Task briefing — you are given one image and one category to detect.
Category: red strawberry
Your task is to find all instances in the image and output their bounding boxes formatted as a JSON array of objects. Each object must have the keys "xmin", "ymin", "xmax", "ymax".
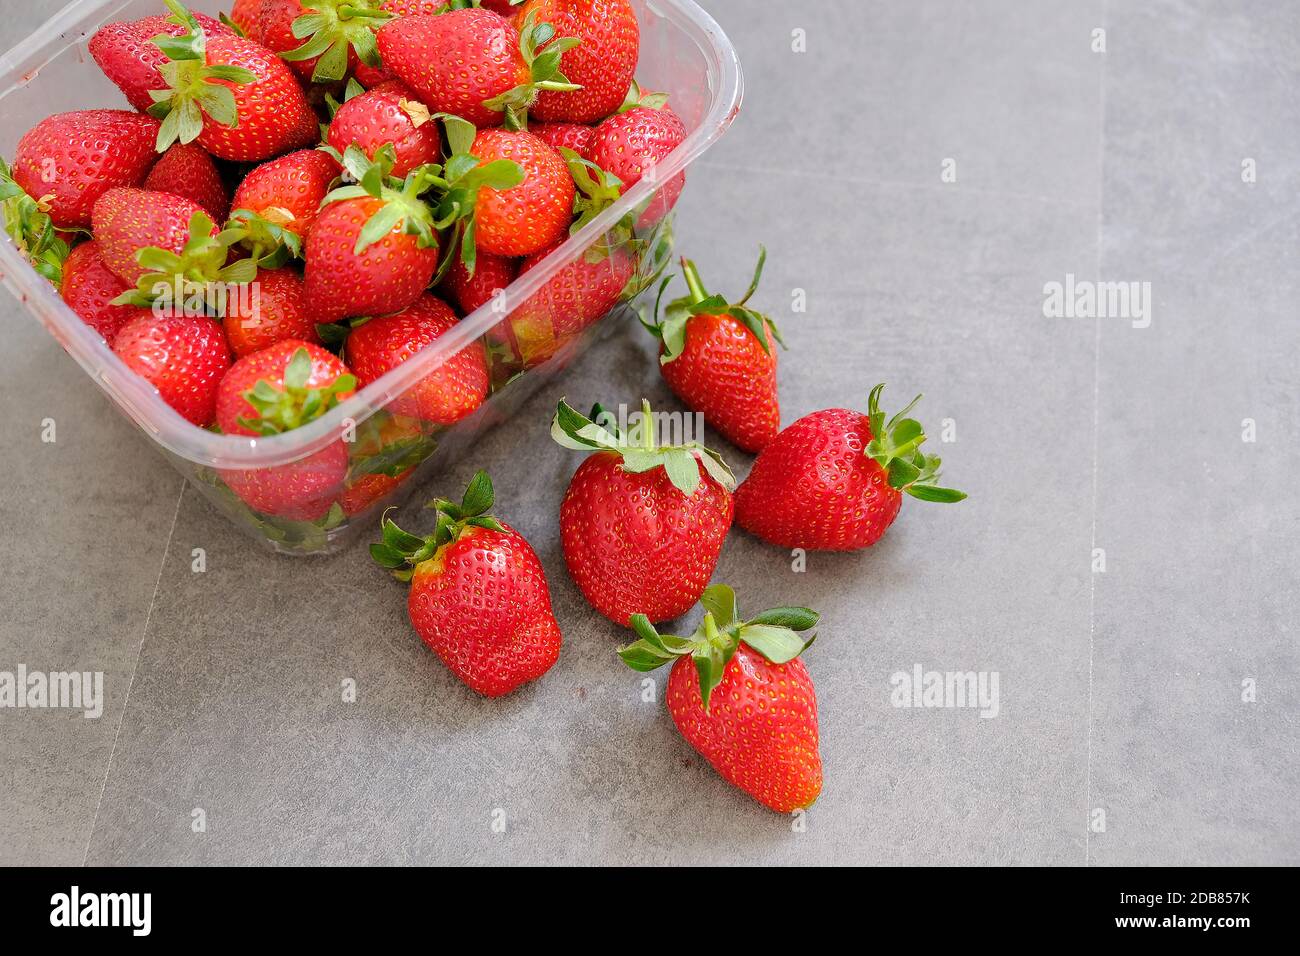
[
  {"xmin": 147, "ymin": 1, "xmax": 318, "ymax": 162},
  {"xmin": 259, "ymin": 0, "xmax": 392, "ymax": 84},
  {"xmin": 9, "ymin": 110, "xmax": 160, "ymax": 230},
  {"xmin": 376, "ymin": 8, "xmax": 579, "ymax": 129},
  {"xmin": 143, "ymin": 142, "xmax": 230, "ymax": 222},
  {"xmin": 59, "ymin": 241, "xmax": 154, "ymax": 344},
  {"xmin": 326, "ymin": 82, "xmax": 439, "ymax": 178},
  {"xmin": 441, "ymin": 249, "xmax": 517, "ymax": 316},
  {"xmin": 338, "ymin": 411, "xmax": 433, "ymax": 515},
  {"xmin": 495, "ymin": 240, "xmax": 633, "ymax": 368},
  {"xmin": 228, "ymin": 149, "xmax": 340, "ymax": 264},
  {"xmin": 470, "ymin": 128, "xmax": 573, "ymax": 257},
  {"xmin": 529, "ymin": 120, "xmax": 595, "ymax": 156},
  {"xmin": 735, "ymin": 386, "xmax": 966, "ymax": 551},
  {"xmin": 91, "ymin": 187, "xmax": 218, "ymax": 286},
  {"xmin": 216, "ymin": 341, "xmax": 356, "ymax": 520},
  {"xmin": 344, "ymin": 293, "xmax": 489, "ymax": 426},
  {"xmin": 371, "ymin": 470, "xmax": 562, "ymax": 697},
  {"xmin": 587, "ymin": 97, "xmax": 686, "ymax": 226},
  {"xmin": 223, "ymin": 266, "xmax": 320, "ymax": 357},
  {"xmin": 229, "ymin": 0, "xmax": 264, "ymax": 41},
  {"xmin": 112, "ymin": 313, "xmax": 232, "ymax": 427},
  {"xmin": 619, "ymin": 584, "xmax": 822, "ymax": 813},
  {"xmin": 553, "ymin": 399, "xmax": 735, "ymax": 626},
  {"xmin": 518, "ymin": 0, "xmax": 638, "ymax": 124},
  {"xmin": 646, "ymin": 250, "xmax": 782, "ymax": 453},
  {"xmin": 88, "ymin": 11, "xmax": 235, "ymax": 112}
]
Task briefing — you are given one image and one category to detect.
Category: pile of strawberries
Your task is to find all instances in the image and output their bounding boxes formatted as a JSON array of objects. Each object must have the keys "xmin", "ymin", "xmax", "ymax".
[
  {"xmin": 2, "ymin": 0, "xmax": 970, "ymax": 815},
  {"xmin": 1, "ymin": 0, "xmax": 678, "ymax": 530}
]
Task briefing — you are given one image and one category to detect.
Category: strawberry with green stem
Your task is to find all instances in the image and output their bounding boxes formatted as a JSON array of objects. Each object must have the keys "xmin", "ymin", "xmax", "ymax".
[
  {"xmin": 0, "ymin": 157, "xmax": 71, "ymax": 285},
  {"xmin": 587, "ymin": 86, "xmax": 686, "ymax": 228},
  {"xmin": 619, "ymin": 584, "xmax": 822, "ymax": 813},
  {"xmin": 371, "ymin": 470, "xmax": 563, "ymax": 697},
  {"xmin": 325, "ymin": 79, "xmax": 439, "ymax": 178},
  {"xmin": 645, "ymin": 248, "xmax": 783, "ymax": 453},
  {"xmin": 260, "ymin": 0, "xmax": 393, "ymax": 84},
  {"xmin": 734, "ymin": 384, "xmax": 966, "ymax": 551},
  {"xmin": 143, "ymin": 142, "xmax": 230, "ymax": 223},
  {"xmin": 89, "ymin": 11, "xmax": 235, "ymax": 113},
  {"xmin": 516, "ymin": 0, "xmax": 639, "ymax": 125},
  {"xmin": 227, "ymin": 149, "xmax": 341, "ymax": 268},
  {"xmin": 339, "ymin": 412, "xmax": 436, "ymax": 516},
  {"xmin": 146, "ymin": 0, "xmax": 317, "ymax": 162},
  {"xmin": 553, "ymin": 399, "xmax": 735, "ymax": 626}
]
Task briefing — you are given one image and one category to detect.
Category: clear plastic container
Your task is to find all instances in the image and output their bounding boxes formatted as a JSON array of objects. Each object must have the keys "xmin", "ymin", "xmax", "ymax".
[{"xmin": 0, "ymin": 0, "xmax": 742, "ymax": 554}]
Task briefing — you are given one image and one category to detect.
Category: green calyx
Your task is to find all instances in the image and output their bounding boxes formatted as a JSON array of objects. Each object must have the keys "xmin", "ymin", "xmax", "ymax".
[
  {"xmin": 369, "ymin": 469, "xmax": 505, "ymax": 582},
  {"xmin": 109, "ymin": 211, "xmax": 253, "ymax": 307},
  {"xmin": 618, "ymin": 584, "xmax": 819, "ymax": 711},
  {"xmin": 551, "ymin": 397, "xmax": 735, "ymax": 496},
  {"xmin": 865, "ymin": 383, "xmax": 966, "ymax": 503},
  {"xmin": 644, "ymin": 246, "xmax": 785, "ymax": 365},
  {"xmin": 147, "ymin": 0, "xmax": 259, "ymax": 152},
  {"xmin": 482, "ymin": 11, "xmax": 582, "ymax": 131},
  {"xmin": 235, "ymin": 345, "xmax": 357, "ymax": 435},
  {"xmin": 320, "ymin": 143, "xmax": 446, "ymax": 255},
  {"xmin": 617, "ymin": 79, "xmax": 670, "ymax": 114},
  {"xmin": 224, "ymin": 207, "xmax": 304, "ymax": 268},
  {"xmin": 279, "ymin": 0, "xmax": 392, "ymax": 84},
  {"xmin": 426, "ymin": 115, "xmax": 525, "ymax": 279},
  {"xmin": 562, "ymin": 148, "xmax": 623, "ymax": 236},
  {"xmin": 0, "ymin": 157, "xmax": 70, "ymax": 285}
]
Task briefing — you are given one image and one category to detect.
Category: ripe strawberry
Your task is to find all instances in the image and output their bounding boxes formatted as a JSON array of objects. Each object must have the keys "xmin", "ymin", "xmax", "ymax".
[
  {"xmin": 228, "ymin": 149, "xmax": 340, "ymax": 265},
  {"xmin": 216, "ymin": 341, "xmax": 356, "ymax": 520},
  {"xmin": 146, "ymin": 1, "xmax": 318, "ymax": 162},
  {"xmin": 9, "ymin": 110, "xmax": 160, "ymax": 230},
  {"xmin": 229, "ymin": 0, "xmax": 264, "ymax": 41},
  {"xmin": 326, "ymin": 82, "xmax": 439, "ymax": 178},
  {"xmin": 1, "ymin": 157, "xmax": 72, "ymax": 286},
  {"xmin": 619, "ymin": 584, "xmax": 822, "ymax": 813},
  {"xmin": 344, "ymin": 293, "xmax": 489, "ymax": 426},
  {"xmin": 529, "ymin": 120, "xmax": 595, "ymax": 156},
  {"xmin": 303, "ymin": 147, "xmax": 443, "ymax": 322},
  {"xmin": 143, "ymin": 142, "xmax": 230, "ymax": 223},
  {"xmin": 645, "ymin": 250, "xmax": 782, "ymax": 453},
  {"xmin": 59, "ymin": 242, "xmax": 153, "ymax": 344},
  {"xmin": 338, "ymin": 411, "xmax": 434, "ymax": 515},
  {"xmin": 223, "ymin": 266, "xmax": 321, "ymax": 357},
  {"xmin": 112, "ymin": 313, "xmax": 232, "ymax": 427},
  {"xmin": 735, "ymin": 385, "xmax": 967, "ymax": 551},
  {"xmin": 469, "ymin": 128, "xmax": 573, "ymax": 257},
  {"xmin": 376, "ymin": 8, "xmax": 579, "ymax": 129},
  {"xmin": 553, "ymin": 399, "xmax": 735, "ymax": 625},
  {"xmin": 587, "ymin": 96, "xmax": 686, "ymax": 226},
  {"xmin": 91, "ymin": 187, "xmax": 218, "ymax": 286},
  {"xmin": 496, "ymin": 240, "xmax": 633, "ymax": 368},
  {"xmin": 89, "ymin": 11, "xmax": 235, "ymax": 112},
  {"xmin": 259, "ymin": 0, "xmax": 392, "ymax": 84},
  {"xmin": 372, "ymin": 470, "xmax": 563, "ymax": 696},
  {"xmin": 518, "ymin": 0, "xmax": 638, "ymax": 124},
  {"xmin": 441, "ymin": 249, "xmax": 517, "ymax": 316}
]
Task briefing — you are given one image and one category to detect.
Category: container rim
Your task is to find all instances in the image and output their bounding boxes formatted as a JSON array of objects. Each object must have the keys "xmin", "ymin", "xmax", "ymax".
[{"xmin": 0, "ymin": 0, "xmax": 743, "ymax": 469}]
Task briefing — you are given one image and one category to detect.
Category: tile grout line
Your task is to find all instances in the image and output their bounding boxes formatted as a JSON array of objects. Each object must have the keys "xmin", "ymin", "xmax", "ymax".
[
  {"xmin": 81, "ymin": 479, "xmax": 186, "ymax": 867},
  {"xmin": 1085, "ymin": 0, "xmax": 1108, "ymax": 869}
]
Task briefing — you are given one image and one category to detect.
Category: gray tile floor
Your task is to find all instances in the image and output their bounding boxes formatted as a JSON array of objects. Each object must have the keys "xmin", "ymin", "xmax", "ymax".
[{"xmin": 1, "ymin": 0, "xmax": 1296, "ymax": 865}]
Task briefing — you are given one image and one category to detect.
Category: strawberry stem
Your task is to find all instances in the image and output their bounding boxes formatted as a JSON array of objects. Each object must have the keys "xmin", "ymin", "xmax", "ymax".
[{"xmin": 680, "ymin": 257, "xmax": 708, "ymax": 305}]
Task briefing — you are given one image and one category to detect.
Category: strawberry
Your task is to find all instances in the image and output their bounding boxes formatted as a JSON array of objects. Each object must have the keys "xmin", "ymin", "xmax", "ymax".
[
  {"xmin": 303, "ymin": 146, "xmax": 445, "ymax": 322},
  {"xmin": 735, "ymin": 385, "xmax": 967, "ymax": 551},
  {"xmin": 228, "ymin": 149, "xmax": 340, "ymax": 265},
  {"xmin": 618, "ymin": 584, "xmax": 822, "ymax": 813},
  {"xmin": 88, "ymin": 11, "xmax": 235, "ymax": 113},
  {"xmin": 223, "ymin": 266, "xmax": 320, "ymax": 357},
  {"xmin": 441, "ymin": 249, "xmax": 517, "ymax": 316},
  {"xmin": 112, "ymin": 313, "xmax": 232, "ymax": 427},
  {"xmin": 8, "ymin": 110, "xmax": 160, "ymax": 230},
  {"xmin": 91, "ymin": 187, "xmax": 217, "ymax": 286},
  {"xmin": 146, "ymin": 1, "xmax": 318, "ymax": 162},
  {"xmin": 259, "ymin": 0, "xmax": 392, "ymax": 84},
  {"xmin": 587, "ymin": 94, "xmax": 686, "ymax": 226},
  {"xmin": 529, "ymin": 120, "xmax": 595, "ymax": 157},
  {"xmin": 0, "ymin": 158, "xmax": 72, "ymax": 286},
  {"xmin": 371, "ymin": 470, "xmax": 563, "ymax": 697},
  {"xmin": 216, "ymin": 341, "xmax": 356, "ymax": 520},
  {"xmin": 552, "ymin": 399, "xmax": 735, "ymax": 625},
  {"xmin": 344, "ymin": 293, "xmax": 489, "ymax": 426},
  {"xmin": 376, "ymin": 8, "xmax": 580, "ymax": 129},
  {"xmin": 338, "ymin": 411, "xmax": 434, "ymax": 515},
  {"xmin": 645, "ymin": 249, "xmax": 782, "ymax": 453},
  {"xmin": 59, "ymin": 241, "xmax": 153, "ymax": 344},
  {"xmin": 143, "ymin": 142, "xmax": 230, "ymax": 223},
  {"xmin": 518, "ymin": 0, "xmax": 638, "ymax": 124},
  {"xmin": 326, "ymin": 81, "xmax": 439, "ymax": 178},
  {"xmin": 469, "ymin": 128, "xmax": 573, "ymax": 257},
  {"xmin": 228, "ymin": 0, "xmax": 264, "ymax": 41}
]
